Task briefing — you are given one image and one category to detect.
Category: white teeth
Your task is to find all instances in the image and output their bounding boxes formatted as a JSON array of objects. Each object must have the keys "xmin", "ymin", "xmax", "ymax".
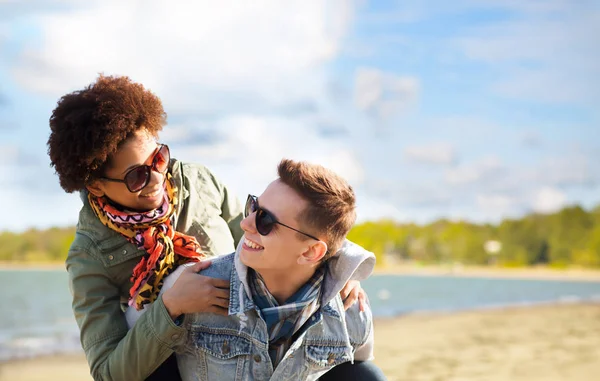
[
  {"xmin": 142, "ymin": 189, "xmax": 160, "ymax": 197},
  {"xmin": 244, "ymin": 238, "xmax": 264, "ymax": 250}
]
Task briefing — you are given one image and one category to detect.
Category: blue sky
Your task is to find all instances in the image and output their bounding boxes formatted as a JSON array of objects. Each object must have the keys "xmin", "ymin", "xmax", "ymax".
[{"xmin": 0, "ymin": 0, "xmax": 599, "ymax": 231}]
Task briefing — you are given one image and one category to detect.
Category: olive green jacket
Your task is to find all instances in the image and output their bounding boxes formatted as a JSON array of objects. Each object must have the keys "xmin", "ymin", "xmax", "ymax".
[{"xmin": 66, "ymin": 160, "xmax": 244, "ymax": 381}]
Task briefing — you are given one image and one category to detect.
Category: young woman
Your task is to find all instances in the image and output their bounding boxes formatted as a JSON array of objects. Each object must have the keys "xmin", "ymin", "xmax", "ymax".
[{"xmin": 48, "ymin": 75, "xmax": 374, "ymax": 381}]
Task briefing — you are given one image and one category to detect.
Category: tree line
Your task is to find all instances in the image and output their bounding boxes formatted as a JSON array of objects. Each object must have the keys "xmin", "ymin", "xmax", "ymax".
[
  {"xmin": 1, "ymin": 205, "xmax": 599, "ymax": 268},
  {"xmin": 347, "ymin": 205, "xmax": 600, "ymax": 268}
]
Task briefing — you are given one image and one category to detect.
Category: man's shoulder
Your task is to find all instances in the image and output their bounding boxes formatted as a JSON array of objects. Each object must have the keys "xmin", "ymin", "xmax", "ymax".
[{"xmin": 197, "ymin": 252, "xmax": 235, "ymax": 280}]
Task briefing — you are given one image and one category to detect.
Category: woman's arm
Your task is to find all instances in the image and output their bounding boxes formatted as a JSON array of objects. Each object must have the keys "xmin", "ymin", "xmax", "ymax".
[
  {"xmin": 67, "ymin": 243, "xmax": 186, "ymax": 381},
  {"xmin": 198, "ymin": 165, "xmax": 244, "ymax": 248}
]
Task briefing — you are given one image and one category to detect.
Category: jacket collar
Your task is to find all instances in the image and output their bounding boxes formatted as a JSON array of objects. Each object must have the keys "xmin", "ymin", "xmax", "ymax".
[
  {"xmin": 228, "ymin": 250, "xmax": 256, "ymax": 315},
  {"xmin": 227, "ymin": 240, "xmax": 347, "ymax": 320}
]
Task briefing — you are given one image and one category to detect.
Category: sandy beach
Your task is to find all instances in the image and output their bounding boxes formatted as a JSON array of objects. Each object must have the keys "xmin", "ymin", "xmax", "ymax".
[
  {"xmin": 375, "ymin": 303, "xmax": 600, "ymax": 381},
  {"xmin": 1, "ymin": 303, "xmax": 598, "ymax": 381}
]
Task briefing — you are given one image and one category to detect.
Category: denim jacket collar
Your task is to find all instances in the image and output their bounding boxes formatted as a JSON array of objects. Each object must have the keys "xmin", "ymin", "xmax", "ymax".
[
  {"xmin": 228, "ymin": 250, "xmax": 255, "ymax": 316},
  {"xmin": 227, "ymin": 240, "xmax": 359, "ymax": 339}
]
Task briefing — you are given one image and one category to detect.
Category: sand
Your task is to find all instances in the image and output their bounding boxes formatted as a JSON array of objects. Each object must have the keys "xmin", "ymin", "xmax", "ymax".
[
  {"xmin": 1, "ymin": 303, "xmax": 599, "ymax": 381},
  {"xmin": 374, "ymin": 303, "xmax": 600, "ymax": 381}
]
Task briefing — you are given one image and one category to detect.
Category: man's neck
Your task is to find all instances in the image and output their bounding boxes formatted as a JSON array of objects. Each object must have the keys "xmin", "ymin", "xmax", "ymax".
[{"xmin": 255, "ymin": 266, "xmax": 316, "ymax": 304}]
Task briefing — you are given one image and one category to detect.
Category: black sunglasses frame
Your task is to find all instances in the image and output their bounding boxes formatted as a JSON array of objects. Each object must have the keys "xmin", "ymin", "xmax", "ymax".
[
  {"xmin": 245, "ymin": 194, "xmax": 320, "ymax": 241},
  {"xmin": 101, "ymin": 144, "xmax": 170, "ymax": 193}
]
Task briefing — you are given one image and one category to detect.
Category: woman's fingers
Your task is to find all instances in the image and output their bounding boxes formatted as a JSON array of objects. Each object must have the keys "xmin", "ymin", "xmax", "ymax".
[
  {"xmin": 189, "ymin": 260, "xmax": 212, "ymax": 273},
  {"xmin": 212, "ymin": 296, "xmax": 230, "ymax": 310},
  {"xmin": 343, "ymin": 286, "xmax": 360, "ymax": 310},
  {"xmin": 211, "ymin": 278, "xmax": 230, "ymax": 289},
  {"xmin": 209, "ymin": 305, "xmax": 229, "ymax": 316},
  {"xmin": 213, "ymin": 287, "xmax": 230, "ymax": 299},
  {"xmin": 358, "ymin": 289, "xmax": 367, "ymax": 312},
  {"xmin": 340, "ymin": 284, "xmax": 351, "ymax": 301}
]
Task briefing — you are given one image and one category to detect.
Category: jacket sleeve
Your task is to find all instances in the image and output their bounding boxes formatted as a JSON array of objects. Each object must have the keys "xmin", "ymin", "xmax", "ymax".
[
  {"xmin": 210, "ymin": 172, "xmax": 244, "ymax": 247},
  {"xmin": 67, "ymin": 240, "xmax": 187, "ymax": 381}
]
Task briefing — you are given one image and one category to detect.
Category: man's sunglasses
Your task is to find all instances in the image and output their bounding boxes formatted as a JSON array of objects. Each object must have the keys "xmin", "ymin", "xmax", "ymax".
[
  {"xmin": 244, "ymin": 194, "xmax": 320, "ymax": 241},
  {"xmin": 101, "ymin": 144, "xmax": 170, "ymax": 193}
]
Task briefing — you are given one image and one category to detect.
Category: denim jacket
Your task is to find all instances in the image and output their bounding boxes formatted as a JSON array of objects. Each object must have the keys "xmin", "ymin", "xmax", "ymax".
[{"xmin": 139, "ymin": 241, "xmax": 376, "ymax": 381}]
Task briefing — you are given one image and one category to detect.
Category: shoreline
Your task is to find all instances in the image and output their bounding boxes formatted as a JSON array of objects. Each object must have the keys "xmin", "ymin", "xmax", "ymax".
[
  {"xmin": 0, "ymin": 262, "xmax": 65, "ymax": 271},
  {"xmin": 373, "ymin": 263, "xmax": 600, "ymax": 282},
  {"xmin": 2, "ymin": 261, "xmax": 600, "ymax": 281},
  {"xmin": 2, "ymin": 303, "xmax": 599, "ymax": 381}
]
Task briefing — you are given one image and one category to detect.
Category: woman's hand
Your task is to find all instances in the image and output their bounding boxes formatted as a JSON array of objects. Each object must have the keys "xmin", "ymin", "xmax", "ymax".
[
  {"xmin": 162, "ymin": 261, "xmax": 231, "ymax": 319},
  {"xmin": 340, "ymin": 280, "xmax": 367, "ymax": 312}
]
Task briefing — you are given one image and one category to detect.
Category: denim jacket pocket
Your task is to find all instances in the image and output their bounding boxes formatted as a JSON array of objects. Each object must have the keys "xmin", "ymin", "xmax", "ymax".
[
  {"xmin": 191, "ymin": 331, "xmax": 253, "ymax": 381},
  {"xmin": 305, "ymin": 344, "xmax": 352, "ymax": 368}
]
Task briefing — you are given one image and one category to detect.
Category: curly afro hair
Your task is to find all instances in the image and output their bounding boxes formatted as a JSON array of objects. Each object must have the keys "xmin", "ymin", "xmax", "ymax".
[{"xmin": 48, "ymin": 75, "xmax": 167, "ymax": 193}]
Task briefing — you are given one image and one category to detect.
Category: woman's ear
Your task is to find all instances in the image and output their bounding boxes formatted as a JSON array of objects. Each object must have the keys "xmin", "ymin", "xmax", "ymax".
[
  {"xmin": 86, "ymin": 181, "xmax": 105, "ymax": 197},
  {"xmin": 297, "ymin": 241, "xmax": 328, "ymax": 265}
]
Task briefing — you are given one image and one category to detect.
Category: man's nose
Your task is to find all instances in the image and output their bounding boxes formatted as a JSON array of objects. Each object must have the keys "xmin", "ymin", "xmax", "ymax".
[{"xmin": 240, "ymin": 212, "xmax": 257, "ymax": 233}]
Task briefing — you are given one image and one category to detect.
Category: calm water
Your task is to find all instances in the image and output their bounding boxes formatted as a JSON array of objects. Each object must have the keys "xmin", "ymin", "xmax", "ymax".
[{"xmin": 1, "ymin": 269, "xmax": 599, "ymax": 361}]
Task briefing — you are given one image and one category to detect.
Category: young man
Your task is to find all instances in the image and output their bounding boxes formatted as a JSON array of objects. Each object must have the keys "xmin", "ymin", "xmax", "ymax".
[{"xmin": 132, "ymin": 159, "xmax": 379, "ymax": 380}]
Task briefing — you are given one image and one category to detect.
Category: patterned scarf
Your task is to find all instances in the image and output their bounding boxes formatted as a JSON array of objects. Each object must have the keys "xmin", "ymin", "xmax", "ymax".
[
  {"xmin": 250, "ymin": 265, "xmax": 325, "ymax": 367},
  {"xmin": 88, "ymin": 173, "xmax": 204, "ymax": 310}
]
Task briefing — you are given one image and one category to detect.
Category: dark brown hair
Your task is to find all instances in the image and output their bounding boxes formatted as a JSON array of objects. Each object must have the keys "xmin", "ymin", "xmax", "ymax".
[
  {"xmin": 47, "ymin": 74, "xmax": 166, "ymax": 192},
  {"xmin": 277, "ymin": 158, "xmax": 356, "ymax": 259}
]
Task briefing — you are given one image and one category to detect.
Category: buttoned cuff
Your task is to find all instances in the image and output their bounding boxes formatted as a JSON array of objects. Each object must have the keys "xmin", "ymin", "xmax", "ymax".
[{"xmin": 144, "ymin": 295, "xmax": 187, "ymax": 350}]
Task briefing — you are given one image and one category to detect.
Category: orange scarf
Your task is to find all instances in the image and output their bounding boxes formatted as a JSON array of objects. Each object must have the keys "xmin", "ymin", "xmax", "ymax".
[{"xmin": 88, "ymin": 173, "xmax": 204, "ymax": 310}]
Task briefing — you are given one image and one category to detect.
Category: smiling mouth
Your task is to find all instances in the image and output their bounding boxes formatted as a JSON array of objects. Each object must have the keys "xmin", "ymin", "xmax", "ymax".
[
  {"xmin": 244, "ymin": 237, "xmax": 264, "ymax": 250},
  {"xmin": 140, "ymin": 188, "xmax": 162, "ymax": 198}
]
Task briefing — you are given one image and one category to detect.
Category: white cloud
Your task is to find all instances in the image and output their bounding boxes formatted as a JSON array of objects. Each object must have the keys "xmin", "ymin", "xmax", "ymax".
[
  {"xmin": 444, "ymin": 156, "xmax": 503, "ymax": 185},
  {"xmin": 476, "ymin": 193, "xmax": 517, "ymax": 214},
  {"xmin": 0, "ymin": 145, "xmax": 20, "ymax": 164},
  {"xmin": 404, "ymin": 143, "xmax": 456, "ymax": 165},
  {"xmin": 11, "ymin": 0, "xmax": 354, "ymax": 112},
  {"xmin": 0, "ymin": 0, "xmax": 366, "ymax": 230},
  {"xmin": 170, "ymin": 115, "xmax": 364, "ymax": 204},
  {"xmin": 537, "ymin": 155, "xmax": 591, "ymax": 187},
  {"xmin": 0, "ymin": 145, "xmax": 39, "ymax": 166},
  {"xmin": 354, "ymin": 67, "xmax": 419, "ymax": 120},
  {"xmin": 355, "ymin": 195, "xmax": 407, "ymax": 223},
  {"xmin": 532, "ymin": 186, "xmax": 567, "ymax": 213}
]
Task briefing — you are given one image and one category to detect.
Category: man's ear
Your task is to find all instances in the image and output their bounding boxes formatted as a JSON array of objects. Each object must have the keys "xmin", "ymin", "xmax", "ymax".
[
  {"xmin": 298, "ymin": 241, "xmax": 328, "ymax": 265},
  {"xmin": 86, "ymin": 181, "xmax": 105, "ymax": 198}
]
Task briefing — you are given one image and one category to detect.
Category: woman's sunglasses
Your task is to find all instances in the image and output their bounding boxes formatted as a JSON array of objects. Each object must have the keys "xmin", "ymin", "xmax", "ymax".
[
  {"xmin": 244, "ymin": 194, "xmax": 320, "ymax": 241},
  {"xmin": 101, "ymin": 144, "xmax": 170, "ymax": 193}
]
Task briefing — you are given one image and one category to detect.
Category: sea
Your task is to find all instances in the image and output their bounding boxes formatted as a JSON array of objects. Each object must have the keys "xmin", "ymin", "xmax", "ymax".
[{"xmin": 1, "ymin": 269, "xmax": 599, "ymax": 361}]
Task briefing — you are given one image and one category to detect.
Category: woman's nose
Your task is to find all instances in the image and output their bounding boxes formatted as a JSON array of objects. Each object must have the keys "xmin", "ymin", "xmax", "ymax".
[{"xmin": 147, "ymin": 168, "xmax": 164, "ymax": 188}]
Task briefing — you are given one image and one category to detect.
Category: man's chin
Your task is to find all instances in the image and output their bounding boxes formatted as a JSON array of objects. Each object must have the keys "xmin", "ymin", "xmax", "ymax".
[{"xmin": 239, "ymin": 249, "xmax": 254, "ymax": 267}]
